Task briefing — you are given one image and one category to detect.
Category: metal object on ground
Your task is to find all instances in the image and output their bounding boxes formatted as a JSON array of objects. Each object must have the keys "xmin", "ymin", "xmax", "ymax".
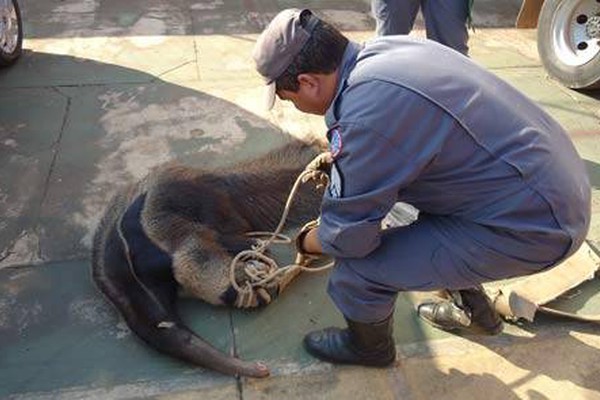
[{"xmin": 493, "ymin": 241, "xmax": 600, "ymax": 322}]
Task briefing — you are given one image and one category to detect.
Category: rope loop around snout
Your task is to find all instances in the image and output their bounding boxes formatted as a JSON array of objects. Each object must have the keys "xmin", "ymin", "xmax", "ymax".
[{"xmin": 229, "ymin": 152, "xmax": 335, "ymax": 309}]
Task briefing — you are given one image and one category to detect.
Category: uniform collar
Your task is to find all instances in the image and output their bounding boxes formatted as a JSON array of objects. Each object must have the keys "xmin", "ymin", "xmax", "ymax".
[{"xmin": 325, "ymin": 41, "xmax": 363, "ymax": 127}]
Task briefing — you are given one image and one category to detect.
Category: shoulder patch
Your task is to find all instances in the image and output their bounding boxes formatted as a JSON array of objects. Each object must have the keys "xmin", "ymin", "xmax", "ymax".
[{"xmin": 329, "ymin": 127, "xmax": 343, "ymax": 159}]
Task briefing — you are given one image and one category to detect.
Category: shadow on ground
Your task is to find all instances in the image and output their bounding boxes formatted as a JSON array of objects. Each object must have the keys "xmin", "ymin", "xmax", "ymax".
[
  {"xmin": 0, "ymin": 49, "xmax": 296, "ymax": 265},
  {"xmin": 21, "ymin": 0, "xmax": 375, "ymax": 39},
  {"xmin": 0, "ymin": 49, "xmax": 319, "ymax": 396},
  {"xmin": 395, "ymin": 315, "xmax": 600, "ymax": 399},
  {"xmin": 19, "ymin": 0, "xmax": 524, "ymax": 40}
]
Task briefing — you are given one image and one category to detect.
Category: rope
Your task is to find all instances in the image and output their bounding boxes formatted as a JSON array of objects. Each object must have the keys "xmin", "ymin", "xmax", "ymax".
[
  {"xmin": 229, "ymin": 153, "xmax": 335, "ymax": 308},
  {"xmin": 116, "ymin": 153, "xmax": 335, "ymax": 311}
]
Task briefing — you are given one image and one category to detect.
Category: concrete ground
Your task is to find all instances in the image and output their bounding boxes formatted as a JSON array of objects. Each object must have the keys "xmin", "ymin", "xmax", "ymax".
[{"xmin": 1, "ymin": 0, "xmax": 600, "ymax": 399}]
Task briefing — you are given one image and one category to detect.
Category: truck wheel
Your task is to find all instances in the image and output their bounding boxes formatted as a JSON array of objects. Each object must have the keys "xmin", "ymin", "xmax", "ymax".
[
  {"xmin": 0, "ymin": 0, "xmax": 23, "ymax": 67},
  {"xmin": 537, "ymin": 0, "xmax": 600, "ymax": 89}
]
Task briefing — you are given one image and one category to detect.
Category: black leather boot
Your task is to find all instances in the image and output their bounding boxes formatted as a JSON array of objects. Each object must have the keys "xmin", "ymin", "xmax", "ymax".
[
  {"xmin": 417, "ymin": 287, "xmax": 503, "ymax": 335},
  {"xmin": 303, "ymin": 315, "xmax": 396, "ymax": 367}
]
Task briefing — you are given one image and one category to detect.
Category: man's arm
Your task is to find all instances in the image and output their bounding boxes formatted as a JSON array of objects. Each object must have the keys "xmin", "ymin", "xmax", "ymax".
[{"xmin": 316, "ymin": 83, "xmax": 446, "ymax": 258}]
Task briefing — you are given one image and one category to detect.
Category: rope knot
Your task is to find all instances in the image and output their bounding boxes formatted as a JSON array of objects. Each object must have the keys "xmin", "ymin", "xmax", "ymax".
[{"xmin": 229, "ymin": 152, "xmax": 335, "ymax": 309}]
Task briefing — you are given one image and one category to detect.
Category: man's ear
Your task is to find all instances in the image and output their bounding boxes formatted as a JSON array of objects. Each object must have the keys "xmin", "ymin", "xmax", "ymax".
[{"xmin": 297, "ymin": 73, "xmax": 319, "ymax": 89}]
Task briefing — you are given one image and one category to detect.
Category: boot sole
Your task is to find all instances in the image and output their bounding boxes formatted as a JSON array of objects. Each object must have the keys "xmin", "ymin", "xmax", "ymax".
[
  {"xmin": 419, "ymin": 313, "xmax": 503, "ymax": 336},
  {"xmin": 303, "ymin": 341, "xmax": 397, "ymax": 367}
]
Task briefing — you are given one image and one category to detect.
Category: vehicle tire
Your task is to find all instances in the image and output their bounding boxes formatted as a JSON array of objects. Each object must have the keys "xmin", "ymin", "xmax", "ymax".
[
  {"xmin": 537, "ymin": 0, "xmax": 600, "ymax": 89},
  {"xmin": 0, "ymin": 0, "xmax": 23, "ymax": 67}
]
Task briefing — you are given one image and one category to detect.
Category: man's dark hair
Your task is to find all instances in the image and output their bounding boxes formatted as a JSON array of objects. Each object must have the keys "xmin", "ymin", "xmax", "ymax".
[{"xmin": 275, "ymin": 13, "xmax": 349, "ymax": 92}]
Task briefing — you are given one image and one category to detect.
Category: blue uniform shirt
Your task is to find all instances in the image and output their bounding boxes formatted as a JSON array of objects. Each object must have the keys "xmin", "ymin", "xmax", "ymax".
[{"xmin": 317, "ymin": 37, "xmax": 590, "ymax": 270}]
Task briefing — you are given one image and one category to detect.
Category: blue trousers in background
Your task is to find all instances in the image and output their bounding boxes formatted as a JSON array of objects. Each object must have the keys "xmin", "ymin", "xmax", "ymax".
[{"xmin": 371, "ymin": 0, "xmax": 470, "ymax": 55}]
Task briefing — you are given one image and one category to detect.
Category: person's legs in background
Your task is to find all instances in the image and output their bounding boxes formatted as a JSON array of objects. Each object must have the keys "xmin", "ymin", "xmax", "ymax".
[
  {"xmin": 422, "ymin": 0, "xmax": 470, "ymax": 55},
  {"xmin": 371, "ymin": 0, "xmax": 420, "ymax": 36}
]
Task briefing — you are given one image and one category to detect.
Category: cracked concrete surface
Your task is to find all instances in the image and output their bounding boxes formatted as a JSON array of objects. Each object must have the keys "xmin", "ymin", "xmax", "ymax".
[{"xmin": 1, "ymin": 0, "xmax": 600, "ymax": 398}]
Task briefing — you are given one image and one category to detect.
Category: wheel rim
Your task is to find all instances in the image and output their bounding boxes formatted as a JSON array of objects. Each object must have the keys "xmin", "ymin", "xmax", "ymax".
[
  {"xmin": 551, "ymin": 0, "xmax": 600, "ymax": 67},
  {"xmin": 0, "ymin": 0, "xmax": 19, "ymax": 54}
]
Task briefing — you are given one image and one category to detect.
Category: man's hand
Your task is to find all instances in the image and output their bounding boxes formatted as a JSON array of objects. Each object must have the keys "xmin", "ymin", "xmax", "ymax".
[
  {"xmin": 294, "ymin": 219, "xmax": 323, "ymax": 265},
  {"xmin": 302, "ymin": 152, "xmax": 333, "ymax": 189}
]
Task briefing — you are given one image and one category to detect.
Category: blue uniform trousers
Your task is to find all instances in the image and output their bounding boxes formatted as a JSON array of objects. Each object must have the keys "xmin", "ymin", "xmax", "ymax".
[
  {"xmin": 327, "ymin": 214, "xmax": 570, "ymax": 323},
  {"xmin": 371, "ymin": 0, "xmax": 470, "ymax": 55}
]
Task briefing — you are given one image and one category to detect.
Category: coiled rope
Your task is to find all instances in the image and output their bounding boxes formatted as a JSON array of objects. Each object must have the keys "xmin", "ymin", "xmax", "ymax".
[{"xmin": 229, "ymin": 153, "xmax": 334, "ymax": 308}]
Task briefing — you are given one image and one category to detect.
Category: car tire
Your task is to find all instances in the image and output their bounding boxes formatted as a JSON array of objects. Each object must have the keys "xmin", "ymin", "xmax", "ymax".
[
  {"xmin": 537, "ymin": 0, "xmax": 600, "ymax": 89},
  {"xmin": 0, "ymin": 0, "xmax": 23, "ymax": 67}
]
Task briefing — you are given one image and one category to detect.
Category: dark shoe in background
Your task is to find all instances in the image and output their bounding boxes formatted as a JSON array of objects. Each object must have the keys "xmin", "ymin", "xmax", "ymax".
[{"xmin": 417, "ymin": 287, "xmax": 504, "ymax": 336}]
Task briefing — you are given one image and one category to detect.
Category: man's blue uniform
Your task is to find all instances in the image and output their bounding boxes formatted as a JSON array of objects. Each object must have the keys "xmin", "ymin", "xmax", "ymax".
[{"xmin": 317, "ymin": 37, "xmax": 591, "ymax": 323}]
